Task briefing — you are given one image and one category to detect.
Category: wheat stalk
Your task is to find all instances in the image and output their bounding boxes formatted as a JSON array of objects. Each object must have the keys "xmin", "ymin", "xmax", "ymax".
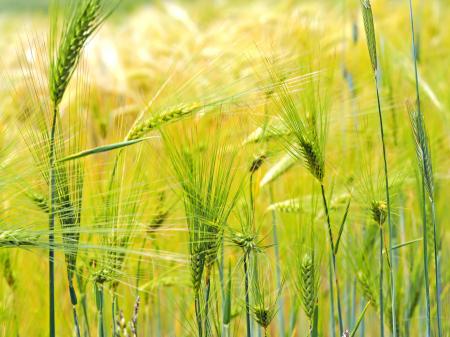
[
  {"xmin": 407, "ymin": 0, "xmax": 441, "ymax": 331},
  {"xmin": 47, "ymin": 1, "xmax": 110, "ymax": 335},
  {"xmin": 360, "ymin": 2, "xmax": 397, "ymax": 334}
]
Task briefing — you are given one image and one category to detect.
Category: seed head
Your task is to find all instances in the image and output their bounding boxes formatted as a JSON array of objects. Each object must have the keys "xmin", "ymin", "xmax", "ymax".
[{"xmin": 370, "ymin": 200, "xmax": 387, "ymax": 225}]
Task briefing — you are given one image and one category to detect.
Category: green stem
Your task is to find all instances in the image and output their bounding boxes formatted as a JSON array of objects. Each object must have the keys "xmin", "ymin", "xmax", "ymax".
[
  {"xmin": 95, "ymin": 283, "xmax": 105, "ymax": 337},
  {"xmin": 76, "ymin": 272, "xmax": 91, "ymax": 337},
  {"xmin": 430, "ymin": 200, "xmax": 442, "ymax": 337},
  {"xmin": 68, "ymin": 277, "xmax": 81, "ymax": 337},
  {"xmin": 72, "ymin": 306, "xmax": 81, "ymax": 337},
  {"xmin": 379, "ymin": 224, "xmax": 384, "ymax": 337},
  {"xmin": 244, "ymin": 252, "xmax": 252, "ymax": 337},
  {"xmin": 195, "ymin": 293, "xmax": 203, "ymax": 337},
  {"xmin": 269, "ymin": 187, "xmax": 285, "ymax": 337},
  {"xmin": 421, "ymin": 177, "xmax": 431, "ymax": 337},
  {"xmin": 320, "ymin": 183, "xmax": 343, "ymax": 335},
  {"xmin": 48, "ymin": 104, "xmax": 58, "ymax": 337},
  {"xmin": 112, "ymin": 293, "xmax": 117, "ymax": 337},
  {"xmin": 82, "ymin": 294, "xmax": 91, "ymax": 337},
  {"xmin": 135, "ymin": 238, "xmax": 147, "ymax": 294},
  {"xmin": 374, "ymin": 72, "xmax": 396, "ymax": 337},
  {"xmin": 359, "ymin": 297, "xmax": 365, "ymax": 337},
  {"xmin": 328, "ymin": 258, "xmax": 336, "ymax": 337},
  {"xmin": 204, "ymin": 267, "xmax": 212, "ymax": 337}
]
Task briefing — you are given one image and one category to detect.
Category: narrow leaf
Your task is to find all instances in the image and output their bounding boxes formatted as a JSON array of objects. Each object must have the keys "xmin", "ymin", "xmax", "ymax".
[
  {"xmin": 58, "ymin": 136, "xmax": 157, "ymax": 162},
  {"xmin": 350, "ymin": 301, "xmax": 370, "ymax": 337},
  {"xmin": 334, "ymin": 198, "xmax": 351, "ymax": 255}
]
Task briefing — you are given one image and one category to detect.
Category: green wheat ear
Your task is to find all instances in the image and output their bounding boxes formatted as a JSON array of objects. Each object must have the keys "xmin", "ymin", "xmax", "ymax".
[
  {"xmin": 126, "ymin": 102, "xmax": 202, "ymax": 141},
  {"xmin": 0, "ymin": 228, "xmax": 39, "ymax": 248},
  {"xmin": 299, "ymin": 253, "xmax": 318, "ymax": 323},
  {"xmin": 360, "ymin": 0, "xmax": 377, "ymax": 71},
  {"xmin": 370, "ymin": 200, "xmax": 387, "ymax": 225},
  {"xmin": 357, "ymin": 270, "xmax": 378, "ymax": 310},
  {"xmin": 407, "ymin": 102, "xmax": 434, "ymax": 198},
  {"xmin": 50, "ymin": 0, "xmax": 108, "ymax": 105}
]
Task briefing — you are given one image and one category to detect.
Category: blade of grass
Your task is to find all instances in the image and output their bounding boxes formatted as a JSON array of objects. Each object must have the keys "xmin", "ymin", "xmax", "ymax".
[
  {"xmin": 58, "ymin": 137, "xmax": 157, "ymax": 162},
  {"xmin": 350, "ymin": 301, "xmax": 370, "ymax": 337}
]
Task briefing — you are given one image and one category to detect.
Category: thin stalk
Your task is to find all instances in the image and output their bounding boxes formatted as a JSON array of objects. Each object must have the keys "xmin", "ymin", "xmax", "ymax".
[
  {"xmin": 244, "ymin": 252, "xmax": 252, "ymax": 337},
  {"xmin": 68, "ymin": 277, "xmax": 81, "ymax": 337},
  {"xmin": 222, "ymin": 324, "xmax": 229, "ymax": 337},
  {"xmin": 359, "ymin": 297, "xmax": 365, "ymax": 337},
  {"xmin": 320, "ymin": 183, "xmax": 343, "ymax": 335},
  {"xmin": 250, "ymin": 173, "xmax": 255, "ymax": 214},
  {"xmin": 135, "ymin": 238, "xmax": 147, "ymax": 294},
  {"xmin": 351, "ymin": 280, "xmax": 356, "ymax": 328},
  {"xmin": 328, "ymin": 260, "xmax": 336, "ymax": 337},
  {"xmin": 204, "ymin": 267, "xmax": 212, "ymax": 337},
  {"xmin": 373, "ymin": 72, "xmax": 397, "ymax": 337},
  {"xmin": 219, "ymin": 246, "xmax": 226, "ymax": 337},
  {"xmin": 48, "ymin": 105, "xmax": 58, "ymax": 337},
  {"xmin": 269, "ymin": 187, "xmax": 285, "ymax": 337},
  {"xmin": 421, "ymin": 177, "xmax": 431, "ymax": 337},
  {"xmin": 379, "ymin": 223, "xmax": 384, "ymax": 337},
  {"xmin": 95, "ymin": 283, "xmax": 105, "ymax": 337},
  {"xmin": 72, "ymin": 306, "xmax": 81, "ymax": 337},
  {"xmin": 112, "ymin": 293, "xmax": 117, "ymax": 337},
  {"xmin": 76, "ymin": 272, "xmax": 91, "ymax": 337},
  {"xmin": 195, "ymin": 293, "xmax": 203, "ymax": 337},
  {"xmin": 312, "ymin": 305, "xmax": 319, "ymax": 337},
  {"xmin": 430, "ymin": 200, "xmax": 442, "ymax": 336},
  {"xmin": 219, "ymin": 239, "xmax": 225, "ymax": 304}
]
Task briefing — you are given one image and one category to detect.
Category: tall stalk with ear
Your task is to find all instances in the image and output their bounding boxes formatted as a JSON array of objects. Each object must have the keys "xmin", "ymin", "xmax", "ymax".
[
  {"xmin": 164, "ymin": 125, "xmax": 238, "ymax": 337},
  {"xmin": 370, "ymin": 200, "xmax": 387, "ymax": 337},
  {"xmin": 359, "ymin": 1, "xmax": 396, "ymax": 335},
  {"xmin": 47, "ymin": 1, "xmax": 111, "ymax": 335},
  {"xmin": 407, "ymin": 1, "xmax": 441, "ymax": 335},
  {"xmin": 270, "ymin": 67, "xmax": 344, "ymax": 335}
]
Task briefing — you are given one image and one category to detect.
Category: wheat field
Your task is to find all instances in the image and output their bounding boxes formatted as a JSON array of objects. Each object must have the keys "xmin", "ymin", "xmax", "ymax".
[{"xmin": 0, "ymin": 1, "xmax": 449, "ymax": 336}]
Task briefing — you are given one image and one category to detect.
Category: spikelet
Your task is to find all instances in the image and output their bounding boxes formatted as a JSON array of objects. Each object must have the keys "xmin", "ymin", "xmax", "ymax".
[
  {"xmin": 370, "ymin": 200, "xmax": 387, "ymax": 225},
  {"xmin": 50, "ymin": 0, "xmax": 103, "ymax": 105},
  {"xmin": 357, "ymin": 270, "xmax": 378, "ymax": 309},
  {"xmin": 243, "ymin": 120, "xmax": 291, "ymax": 144},
  {"xmin": 299, "ymin": 139, "xmax": 324, "ymax": 182},
  {"xmin": 253, "ymin": 305, "xmax": 271, "ymax": 329},
  {"xmin": 360, "ymin": 0, "xmax": 378, "ymax": 72},
  {"xmin": 0, "ymin": 229, "xmax": 39, "ymax": 248},
  {"xmin": 231, "ymin": 232, "xmax": 257, "ymax": 253},
  {"xmin": 267, "ymin": 198, "xmax": 301, "ymax": 213},
  {"xmin": 126, "ymin": 102, "xmax": 202, "ymax": 140},
  {"xmin": 260, "ymin": 153, "xmax": 296, "ymax": 187},
  {"xmin": 300, "ymin": 253, "xmax": 318, "ymax": 321},
  {"xmin": 407, "ymin": 102, "xmax": 434, "ymax": 198},
  {"xmin": 190, "ymin": 248, "xmax": 205, "ymax": 294},
  {"xmin": 27, "ymin": 191, "xmax": 49, "ymax": 213},
  {"xmin": 250, "ymin": 154, "xmax": 267, "ymax": 173}
]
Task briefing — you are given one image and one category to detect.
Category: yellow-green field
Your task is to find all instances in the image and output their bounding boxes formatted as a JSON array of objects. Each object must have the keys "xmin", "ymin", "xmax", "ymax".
[{"xmin": 0, "ymin": 1, "xmax": 449, "ymax": 336}]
